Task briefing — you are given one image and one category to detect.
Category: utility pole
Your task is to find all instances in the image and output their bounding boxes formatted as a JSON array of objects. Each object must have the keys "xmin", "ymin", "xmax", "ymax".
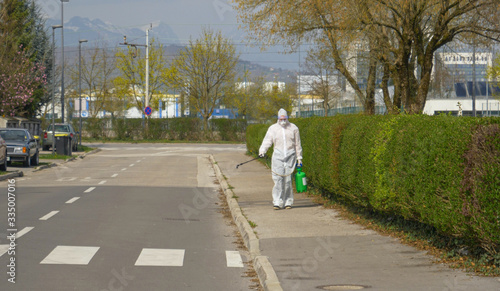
[
  {"xmin": 119, "ymin": 24, "xmax": 152, "ymax": 120},
  {"xmin": 78, "ymin": 39, "xmax": 88, "ymax": 147},
  {"xmin": 298, "ymin": 44, "xmax": 301, "ymax": 118},
  {"xmin": 472, "ymin": 41, "xmax": 477, "ymax": 117},
  {"xmin": 146, "ymin": 27, "xmax": 150, "ymax": 115}
]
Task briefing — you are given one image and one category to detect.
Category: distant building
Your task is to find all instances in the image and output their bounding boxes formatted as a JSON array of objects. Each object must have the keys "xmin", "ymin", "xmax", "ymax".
[{"xmin": 425, "ymin": 50, "xmax": 500, "ymax": 116}]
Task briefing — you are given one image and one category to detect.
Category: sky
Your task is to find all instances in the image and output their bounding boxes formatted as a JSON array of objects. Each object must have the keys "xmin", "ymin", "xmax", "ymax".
[
  {"xmin": 37, "ymin": 0, "xmax": 241, "ymax": 43},
  {"xmin": 35, "ymin": 0, "xmax": 303, "ymax": 70}
]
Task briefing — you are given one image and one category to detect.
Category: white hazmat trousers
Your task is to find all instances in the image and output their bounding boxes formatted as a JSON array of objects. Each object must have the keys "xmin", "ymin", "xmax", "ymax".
[{"xmin": 259, "ymin": 121, "xmax": 303, "ymax": 207}]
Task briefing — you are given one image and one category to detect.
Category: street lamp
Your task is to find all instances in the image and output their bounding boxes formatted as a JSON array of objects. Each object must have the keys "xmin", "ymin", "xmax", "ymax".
[
  {"xmin": 78, "ymin": 39, "xmax": 88, "ymax": 148},
  {"xmin": 60, "ymin": 0, "xmax": 69, "ymax": 123},
  {"xmin": 51, "ymin": 25, "xmax": 63, "ymax": 155}
]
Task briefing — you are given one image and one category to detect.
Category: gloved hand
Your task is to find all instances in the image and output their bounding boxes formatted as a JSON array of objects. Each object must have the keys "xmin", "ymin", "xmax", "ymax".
[
  {"xmin": 297, "ymin": 159, "xmax": 303, "ymax": 167},
  {"xmin": 259, "ymin": 153, "xmax": 265, "ymax": 158}
]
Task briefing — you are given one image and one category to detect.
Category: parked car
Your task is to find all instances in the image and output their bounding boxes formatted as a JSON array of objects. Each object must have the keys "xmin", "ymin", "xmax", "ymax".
[
  {"xmin": 0, "ymin": 128, "xmax": 39, "ymax": 167},
  {"xmin": 0, "ymin": 135, "xmax": 7, "ymax": 171},
  {"xmin": 42, "ymin": 123, "xmax": 78, "ymax": 151}
]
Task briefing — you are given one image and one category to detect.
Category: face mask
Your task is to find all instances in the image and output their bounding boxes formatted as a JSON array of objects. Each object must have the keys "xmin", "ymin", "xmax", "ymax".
[{"xmin": 279, "ymin": 120, "xmax": 286, "ymax": 126}]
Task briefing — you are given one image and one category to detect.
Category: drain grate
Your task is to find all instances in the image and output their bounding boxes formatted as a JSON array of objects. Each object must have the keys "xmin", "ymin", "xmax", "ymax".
[{"xmin": 318, "ymin": 285, "xmax": 369, "ymax": 290}]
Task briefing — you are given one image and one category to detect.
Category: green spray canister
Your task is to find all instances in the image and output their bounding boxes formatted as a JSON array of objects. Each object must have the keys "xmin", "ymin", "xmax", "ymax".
[{"xmin": 295, "ymin": 165, "xmax": 307, "ymax": 193}]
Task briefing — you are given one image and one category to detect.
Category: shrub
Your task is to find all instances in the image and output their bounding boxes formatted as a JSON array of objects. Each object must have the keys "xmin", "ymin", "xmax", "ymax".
[
  {"xmin": 246, "ymin": 115, "xmax": 500, "ymax": 255},
  {"xmin": 211, "ymin": 118, "xmax": 247, "ymax": 141}
]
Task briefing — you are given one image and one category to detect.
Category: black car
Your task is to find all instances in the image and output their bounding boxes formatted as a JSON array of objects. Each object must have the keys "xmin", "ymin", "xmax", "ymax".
[
  {"xmin": 0, "ymin": 128, "xmax": 39, "ymax": 167},
  {"xmin": 0, "ymin": 135, "xmax": 7, "ymax": 171}
]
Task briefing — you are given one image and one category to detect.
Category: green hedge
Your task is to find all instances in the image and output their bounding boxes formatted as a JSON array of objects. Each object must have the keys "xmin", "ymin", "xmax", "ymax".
[
  {"xmin": 246, "ymin": 115, "xmax": 500, "ymax": 255},
  {"xmin": 77, "ymin": 117, "xmax": 246, "ymax": 142}
]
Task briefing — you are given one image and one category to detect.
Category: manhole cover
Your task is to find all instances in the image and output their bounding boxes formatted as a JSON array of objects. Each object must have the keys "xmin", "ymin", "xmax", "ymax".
[{"xmin": 318, "ymin": 285, "xmax": 368, "ymax": 290}]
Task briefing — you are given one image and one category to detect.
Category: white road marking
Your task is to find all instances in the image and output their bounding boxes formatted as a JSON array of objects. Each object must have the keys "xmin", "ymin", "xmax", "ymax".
[
  {"xmin": 56, "ymin": 177, "xmax": 77, "ymax": 182},
  {"xmin": 121, "ymin": 168, "xmax": 127, "ymax": 171},
  {"xmin": 16, "ymin": 227, "xmax": 34, "ymax": 239},
  {"xmin": 111, "ymin": 174, "xmax": 118, "ymax": 178},
  {"xmin": 129, "ymin": 164, "xmax": 135, "ymax": 167},
  {"xmin": 66, "ymin": 197, "xmax": 80, "ymax": 204},
  {"xmin": 135, "ymin": 248, "xmax": 185, "ymax": 266},
  {"xmin": 84, "ymin": 187, "xmax": 96, "ymax": 193},
  {"xmin": 0, "ymin": 245, "xmax": 8, "ymax": 257},
  {"xmin": 0, "ymin": 227, "xmax": 35, "ymax": 257},
  {"xmin": 136, "ymin": 160, "xmax": 141, "ymax": 163},
  {"xmin": 40, "ymin": 246, "xmax": 100, "ymax": 265},
  {"xmin": 226, "ymin": 251, "xmax": 244, "ymax": 268},
  {"xmin": 39, "ymin": 211, "xmax": 59, "ymax": 221},
  {"xmin": 98, "ymin": 180, "xmax": 107, "ymax": 185}
]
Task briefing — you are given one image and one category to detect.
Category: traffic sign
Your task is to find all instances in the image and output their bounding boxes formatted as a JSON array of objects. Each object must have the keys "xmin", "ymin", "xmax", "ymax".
[
  {"xmin": 144, "ymin": 106, "xmax": 152, "ymax": 116},
  {"xmin": 81, "ymin": 110, "xmax": 88, "ymax": 117}
]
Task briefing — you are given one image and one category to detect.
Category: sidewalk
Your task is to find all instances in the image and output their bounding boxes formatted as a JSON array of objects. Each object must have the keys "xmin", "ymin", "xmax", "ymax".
[{"xmin": 211, "ymin": 151, "xmax": 500, "ymax": 291}]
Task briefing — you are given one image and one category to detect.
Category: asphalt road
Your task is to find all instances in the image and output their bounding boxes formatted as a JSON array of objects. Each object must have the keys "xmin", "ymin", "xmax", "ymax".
[{"xmin": 0, "ymin": 143, "xmax": 259, "ymax": 290}]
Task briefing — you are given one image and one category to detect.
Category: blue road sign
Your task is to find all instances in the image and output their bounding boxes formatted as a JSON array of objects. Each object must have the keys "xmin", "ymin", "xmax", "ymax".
[{"xmin": 144, "ymin": 106, "xmax": 152, "ymax": 116}]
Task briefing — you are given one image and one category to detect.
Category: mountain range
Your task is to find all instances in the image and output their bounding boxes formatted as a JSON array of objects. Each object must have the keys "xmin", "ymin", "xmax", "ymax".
[
  {"xmin": 45, "ymin": 16, "xmax": 299, "ymax": 81},
  {"xmin": 46, "ymin": 16, "xmax": 180, "ymax": 47}
]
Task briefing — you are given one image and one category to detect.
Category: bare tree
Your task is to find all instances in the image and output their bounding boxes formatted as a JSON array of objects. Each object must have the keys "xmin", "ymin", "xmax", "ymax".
[
  {"xmin": 114, "ymin": 38, "xmax": 169, "ymax": 114},
  {"xmin": 233, "ymin": 0, "xmax": 500, "ymax": 114},
  {"xmin": 165, "ymin": 28, "xmax": 239, "ymax": 134},
  {"xmin": 67, "ymin": 41, "xmax": 117, "ymax": 118},
  {"xmin": 303, "ymin": 47, "xmax": 342, "ymax": 116}
]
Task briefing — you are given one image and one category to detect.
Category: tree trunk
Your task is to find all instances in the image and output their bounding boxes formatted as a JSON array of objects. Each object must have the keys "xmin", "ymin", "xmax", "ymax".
[
  {"xmin": 415, "ymin": 52, "xmax": 435, "ymax": 114},
  {"xmin": 381, "ymin": 63, "xmax": 397, "ymax": 114},
  {"xmin": 364, "ymin": 54, "xmax": 377, "ymax": 115}
]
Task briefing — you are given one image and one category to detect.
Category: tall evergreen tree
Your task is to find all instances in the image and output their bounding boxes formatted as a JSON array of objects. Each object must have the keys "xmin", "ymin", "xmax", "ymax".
[{"xmin": 0, "ymin": 0, "xmax": 51, "ymax": 117}]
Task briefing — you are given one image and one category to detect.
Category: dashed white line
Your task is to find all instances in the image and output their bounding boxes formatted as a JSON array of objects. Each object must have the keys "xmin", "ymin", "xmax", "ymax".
[
  {"xmin": 0, "ymin": 245, "xmax": 8, "ymax": 257},
  {"xmin": 0, "ymin": 227, "xmax": 34, "ymax": 257},
  {"xmin": 66, "ymin": 197, "xmax": 80, "ymax": 204},
  {"xmin": 111, "ymin": 174, "xmax": 118, "ymax": 178},
  {"xmin": 84, "ymin": 187, "xmax": 96, "ymax": 193},
  {"xmin": 136, "ymin": 160, "xmax": 141, "ymax": 163},
  {"xmin": 121, "ymin": 168, "xmax": 127, "ymax": 171},
  {"xmin": 39, "ymin": 211, "xmax": 59, "ymax": 221},
  {"xmin": 129, "ymin": 164, "xmax": 135, "ymax": 167},
  {"xmin": 98, "ymin": 180, "xmax": 107, "ymax": 185},
  {"xmin": 226, "ymin": 251, "xmax": 244, "ymax": 267},
  {"xmin": 17, "ymin": 227, "xmax": 34, "ymax": 238}
]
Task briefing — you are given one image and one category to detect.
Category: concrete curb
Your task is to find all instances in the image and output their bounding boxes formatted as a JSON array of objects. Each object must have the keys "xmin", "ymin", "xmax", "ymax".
[
  {"xmin": 209, "ymin": 155, "xmax": 283, "ymax": 291},
  {"xmin": 0, "ymin": 170, "xmax": 23, "ymax": 181},
  {"xmin": 9, "ymin": 148, "xmax": 102, "ymax": 174},
  {"xmin": 78, "ymin": 148, "xmax": 102, "ymax": 159},
  {"xmin": 33, "ymin": 162, "xmax": 58, "ymax": 172}
]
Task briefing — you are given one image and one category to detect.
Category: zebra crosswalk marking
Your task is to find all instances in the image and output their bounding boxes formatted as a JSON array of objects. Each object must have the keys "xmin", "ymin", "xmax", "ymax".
[
  {"xmin": 135, "ymin": 248, "xmax": 185, "ymax": 266},
  {"xmin": 226, "ymin": 251, "xmax": 244, "ymax": 267},
  {"xmin": 40, "ymin": 246, "xmax": 100, "ymax": 265}
]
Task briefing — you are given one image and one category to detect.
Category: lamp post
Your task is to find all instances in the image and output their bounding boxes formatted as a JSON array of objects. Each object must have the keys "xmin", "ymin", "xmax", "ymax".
[
  {"xmin": 60, "ymin": 0, "xmax": 69, "ymax": 123},
  {"xmin": 78, "ymin": 39, "xmax": 88, "ymax": 148},
  {"xmin": 51, "ymin": 25, "xmax": 63, "ymax": 155}
]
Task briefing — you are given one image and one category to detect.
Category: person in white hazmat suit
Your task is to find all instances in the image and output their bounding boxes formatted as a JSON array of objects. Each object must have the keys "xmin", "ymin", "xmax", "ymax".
[{"xmin": 259, "ymin": 109, "xmax": 303, "ymax": 210}]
